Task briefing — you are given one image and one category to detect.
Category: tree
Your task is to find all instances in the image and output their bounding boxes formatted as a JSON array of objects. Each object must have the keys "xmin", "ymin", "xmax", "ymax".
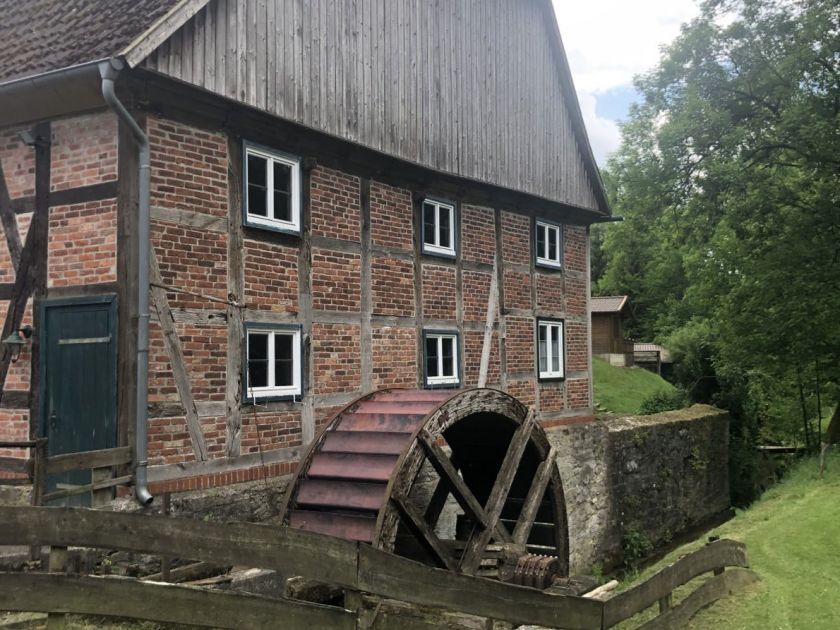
[{"xmin": 596, "ymin": 0, "xmax": 840, "ymax": 473}]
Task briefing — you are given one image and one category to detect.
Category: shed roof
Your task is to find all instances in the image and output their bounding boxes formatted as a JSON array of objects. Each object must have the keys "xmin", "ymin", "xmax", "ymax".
[
  {"xmin": 591, "ymin": 296, "xmax": 629, "ymax": 314},
  {"xmin": 633, "ymin": 343, "xmax": 672, "ymax": 363},
  {"xmin": 0, "ymin": 0, "xmax": 181, "ymax": 84}
]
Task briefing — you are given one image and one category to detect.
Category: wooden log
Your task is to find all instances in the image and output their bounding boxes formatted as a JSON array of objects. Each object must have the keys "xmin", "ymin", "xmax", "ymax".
[
  {"xmin": 0, "ymin": 440, "xmax": 36, "ymax": 448},
  {"xmin": 0, "ymin": 572, "xmax": 355, "ymax": 630},
  {"xmin": 391, "ymin": 496, "xmax": 457, "ymax": 571},
  {"xmin": 45, "ymin": 446, "xmax": 132, "ymax": 475},
  {"xmin": 149, "ymin": 250, "xmax": 208, "ymax": 461},
  {"xmin": 602, "ymin": 540, "xmax": 750, "ymax": 627},
  {"xmin": 513, "ymin": 446, "xmax": 557, "ymax": 545},
  {"xmin": 0, "ymin": 456, "xmax": 31, "ymax": 475},
  {"xmin": 582, "ymin": 579, "xmax": 618, "ymax": 601},
  {"xmin": 460, "ymin": 410, "xmax": 534, "ymax": 574},
  {"xmin": 0, "ymin": 506, "xmax": 359, "ymax": 588},
  {"xmin": 357, "ymin": 545, "xmax": 603, "ymax": 630},
  {"xmin": 477, "ymin": 256, "xmax": 498, "ymax": 388},
  {"xmin": 285, "ymin": 577, "xmax": 344, "ymax": 604},
  {"xmin": 638, "ymin": 568, "xmax": 759, "ymax": 630},
  {"xmin": 143, "ymin": 561, "xmax": 224, "ymax": 584},
  {"xmin": 418, "ymin": 429, "xmax": 511, "ymax": 543},
  {"xmin": 225, "ymin": 135, "xmax": 244, "ymax": 457},
  {"xmin": 40, "ymin": 475, "xmax": 133, "ymax": 503}
]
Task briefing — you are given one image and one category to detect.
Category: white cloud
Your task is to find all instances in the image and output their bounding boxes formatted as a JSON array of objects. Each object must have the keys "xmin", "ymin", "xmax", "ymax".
[
  {"xmin": 552, "ymin": 0, "xmax": 700, "ymax": 162},
  {"xmin": 576, "ymin": 90, "xmax": 621, "ymax": 165}
]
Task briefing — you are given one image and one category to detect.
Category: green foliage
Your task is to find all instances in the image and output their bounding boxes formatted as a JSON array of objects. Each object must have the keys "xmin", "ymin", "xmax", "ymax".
[
  {"xmin": 638, "ymin": 389, "xmax": 688, "ymax": 415},
  {"xmin": 622, "ymin": 525, "xmax": 653, "ymax": 570},
  {"xmin": 594, "ymin": 0, "xmax": 840, "ymax": 484},
  {"xmin": 593, "ymin": 358, "xmax": 679, "ymax": 414}
]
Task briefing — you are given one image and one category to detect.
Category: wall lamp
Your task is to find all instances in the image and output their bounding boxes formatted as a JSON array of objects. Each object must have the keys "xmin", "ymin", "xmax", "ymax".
[{"xmin": 2, "ymin": 325, "xmax": 33, "ymax": 363}]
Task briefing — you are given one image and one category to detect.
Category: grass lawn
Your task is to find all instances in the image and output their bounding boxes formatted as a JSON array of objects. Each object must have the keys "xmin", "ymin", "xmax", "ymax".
[
  {"xmin": 592, "ymin": 357, "xmax": 677, "ymax": 414},
  {"xmin": 618, "ymin": 451, "xmax": 840, "ymax": 629}
]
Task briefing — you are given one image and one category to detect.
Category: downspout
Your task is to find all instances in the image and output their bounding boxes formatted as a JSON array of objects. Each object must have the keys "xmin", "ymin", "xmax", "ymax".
[{"xmin": 99, "ymin": 58, "xmax": 153, "ymax": 506}]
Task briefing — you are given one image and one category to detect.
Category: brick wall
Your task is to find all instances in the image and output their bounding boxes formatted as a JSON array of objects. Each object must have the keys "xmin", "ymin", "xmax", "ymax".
[
  {"xmin": 371, "ymin": 256, "xmax": 414, "ymax": 317},
  {"xmin": 244, "ymin": 239, "xmax": 298, "ymax": 313},
  {"xmin": 311, "ymin": 167, "xmax": 360, "ymax": 242},
  {"xmin": 48, "ymin": 200, "xmax": 117, "ymax": 287},
  {"xmin": 312, "ymin": 322, "xmax": 362, "ymax": 395},
  {"xmin": 421, "ymin": 264, "xmax": 456, "ymax": 319},
  {"xmin": 51, "ymin": 113, "xmax": 118, "ymax": 191},
  {"xmin": 372, "ymin": 326, "xmax": 417, "ymax": 389},
  {"xmin": 312, "ymin": 250, "xmax": 361, "ymax": 312},
  {"xmin": 370, "ymin": 180, "xmax": 412, "ymax": 250}
]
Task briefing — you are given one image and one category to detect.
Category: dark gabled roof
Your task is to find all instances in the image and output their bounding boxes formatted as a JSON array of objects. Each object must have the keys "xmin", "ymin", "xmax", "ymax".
[
  {"xmin": 591, "ymin": 296, "xmax": 629, "ymax": 314},
  {"xmin": 0, "ymin": 0, "xmax": 181, "ymax": 84}
]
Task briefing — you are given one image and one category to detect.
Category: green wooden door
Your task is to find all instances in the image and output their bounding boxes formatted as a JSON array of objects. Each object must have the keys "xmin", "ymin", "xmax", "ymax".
[{"xmin": 41, "ymin": 296, "xmax": 117, "ymax": 506}]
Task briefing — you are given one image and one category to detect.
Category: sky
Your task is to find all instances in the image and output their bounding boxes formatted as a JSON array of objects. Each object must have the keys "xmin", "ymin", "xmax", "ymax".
[{"xmin": 551, "ymin": 0, "xmax": 700, "ymax": 165}]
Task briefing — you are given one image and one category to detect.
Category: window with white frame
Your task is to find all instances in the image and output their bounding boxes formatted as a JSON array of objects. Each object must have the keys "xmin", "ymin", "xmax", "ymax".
[
  {"xmin": 245, "ymin": 325, "xmax": 302, "ymax": 398},
  {"xmin": 535, "ymin": 220, "xmax": 562, "ymax": 268},
  {"xmin": 537, "ymin": 319, "xmax": 565, "ymax": 380},
  {"xmin": 424, "ymin": 331, "xmax": 460, "ymax": 387},
  {"xmin": 422, "ymin": 199, "xmax": 456, "ymax": 257},
  {"xmin": 244, "ymin": 144, "xmax": 301, "ymax": 232}
]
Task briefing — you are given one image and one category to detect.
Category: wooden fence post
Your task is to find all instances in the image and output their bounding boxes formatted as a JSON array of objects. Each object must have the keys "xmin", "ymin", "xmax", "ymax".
[
  {"xmin": 46, "ymin": 545, "xmax": 68, "ymax": 629},
  {"xmin": 161, "ymin": 492, "xmax": 171, "ymax": 581},
  {"xmin": 29, "ymin": 438, "xmax": 48, "ymax": 561},
  {"xmin": 91, "ymin": 466, "xmax": 112, "ymax": 508}
]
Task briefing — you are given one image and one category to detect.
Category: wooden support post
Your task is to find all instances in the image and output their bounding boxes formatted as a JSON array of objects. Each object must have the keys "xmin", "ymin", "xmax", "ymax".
[
  {"xmin": 658, "ymin": 592, "xmax": 673, "ymax": 613},
  {"xmin": 91, "ymin": 466, "xmax": 112, "ymax": 508},
  {"xmin": 460, "ymin": 410, "xmax": 534, "ymax": 574},
  {"xmin": 0, "ymin": 162, "xmax": 22, "ymax": 273},
  {"xmin": 512, "ymin": 446, "xmax": 557, "ymax": 545},
  {"xmin": 29, "ymin": 438, "xmax": 47, "ymax": 561},
  {"xmin": 477, "ymin": 257, "xmax": 498, "ymax": 388},
  {"xmin": 225, "ymin": 136, "xmax": 244, "ymax": 457},
  {"xmin": 149, "ymin": 250, "xmax": 208, "ymax": 461},
  {"xmin": 47, "ymin": 546, "xmax": 68, "ymax": 630}
]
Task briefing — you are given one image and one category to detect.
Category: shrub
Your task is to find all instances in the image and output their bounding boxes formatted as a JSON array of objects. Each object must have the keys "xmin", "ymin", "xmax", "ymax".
[{"xmin": 638, "ymin": 389, "xmax": 688, "ymax": 415}]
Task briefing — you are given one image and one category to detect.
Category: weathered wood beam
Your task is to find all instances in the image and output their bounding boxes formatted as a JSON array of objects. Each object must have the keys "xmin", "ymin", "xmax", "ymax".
[
  {"xmin": 224, "ymin": 137, "xmax": 244, "ymax": 457},
  {"xmin": 477, "ymin": 256, "xmax": 499, "ymax": 387},
  {"xmin": 460, "ymin": 410, "xmax": 535, "ymax": 574},
  {"xmin": 391, "ymin": 496, "xmax": 457, "ymax": 571},
  {"xmin": 10, "ymin": 181, "xmax": 118, "ymax": 214},
  {"xmin": 0, "ymin": 572, "xmax": 355, "ymax": 630},
  {"xmin": 512, "ymin": 446, "xmax": 557, "ymax": 545},
  {"xmin": 418, "ymin": 429, "xmax": 511, "ymax": 543},
  {"xmin": 45, "ymin": 446, "xmax": 132, "ymax": 475},
  {"xmin": 0, "ymin": 162, "xmax": 22, "ymax": 272},
  {"xmin": 0, "ymin": 123, "xmax": 50, "ymax": 403},
  {"xmin": 149, "ymin": 250, "xmax": 208, "ymax": 461}
]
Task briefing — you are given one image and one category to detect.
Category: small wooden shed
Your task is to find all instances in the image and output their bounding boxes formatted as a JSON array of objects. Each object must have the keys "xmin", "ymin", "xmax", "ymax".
[{"xmin": 590, "ymin": 296, "xmax": 632, "ymax": 366}]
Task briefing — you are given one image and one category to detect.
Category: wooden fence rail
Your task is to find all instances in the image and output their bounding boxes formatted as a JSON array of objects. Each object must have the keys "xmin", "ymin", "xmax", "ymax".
[{"xmin": 0, "ymin": 506, "xmax": 755, "ymax": 629}]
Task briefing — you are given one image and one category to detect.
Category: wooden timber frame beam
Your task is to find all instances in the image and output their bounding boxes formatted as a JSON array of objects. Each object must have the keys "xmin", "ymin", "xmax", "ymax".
[
  {"xmin": 0, "ymin": 123, "xmax": 50, "ymax": 408},
  {"xmin": 459, "ymin": 408, "xmax": 536, "ymax": 574},
  {"xmin": 149, "ymin": 250, "xmax": 208, "ymax": 461}
]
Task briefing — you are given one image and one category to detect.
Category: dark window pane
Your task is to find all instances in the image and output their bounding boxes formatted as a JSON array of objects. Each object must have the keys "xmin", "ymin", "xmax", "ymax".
[
  {"xmin": 275, "ymin": 334, "xmax": 294, "ymax": 387},
  {"xmin": 439, "ymin": 206, "xmax": 451, "ymax": 248},
  {"xmin": 537, "ymin": 225, "xmax": 546, "ymax": 259},
  {"xmin": 274, "ymin": 190, "xmax": 291, "ymax": 222},
  {"xmin": 423, "ymin": 202, "xmax": 436, "ymax": 245},
  {"xmin": 538, "ymin": 325, "xmax": 547, "ymax": 372},
  {"xmin": 248, "ymin": 333, "xmax": 268, "ymax": 360},
  {"xmin": 274, "ymin": 161, "xmax": 291, "ymax": 192},
  {"xmin": 426, "ymin": 337, "xmax": 439, "ymax": 377},
  {"xmin": 548, "ymin": 227, "xmax": 558, "ymax": 260},
  {"xmin": 441, "ymin": 337, "xmax": 454, "ymax": 377},
  {"xmin": 248, "ymin": 154, "xmax": 267, "ymax": 186},
  {"xmin": 248, "ymin": 185, "xmax": 267, "ymax": 217}
]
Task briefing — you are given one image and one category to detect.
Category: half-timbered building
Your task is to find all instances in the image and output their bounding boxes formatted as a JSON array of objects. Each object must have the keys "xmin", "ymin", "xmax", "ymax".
[{"xmin": 0, "ymin": 0, "xmax": 611, "ymax": 504}]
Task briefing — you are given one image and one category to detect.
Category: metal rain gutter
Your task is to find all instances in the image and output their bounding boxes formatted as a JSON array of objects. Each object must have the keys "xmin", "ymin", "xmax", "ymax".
[{"xmin": 99, "ymin": 57, "xmax": 153, "ymax": 506}]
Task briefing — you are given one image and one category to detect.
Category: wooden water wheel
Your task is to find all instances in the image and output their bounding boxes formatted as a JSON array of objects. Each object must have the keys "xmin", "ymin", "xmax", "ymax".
[{"xmin": 280, "ymin": 388, "xmax": 569, "ymax": 578}]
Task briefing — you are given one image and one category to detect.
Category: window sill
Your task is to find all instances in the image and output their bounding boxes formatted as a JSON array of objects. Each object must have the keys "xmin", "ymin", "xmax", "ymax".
[
  {"xmin": 422, "ymin": 245, "xmax": 457, "ymax": 260},
  {"xmin": 535, "ymin": 259, "xmax": 563, "ymax": 271},
  {"xmin": 243, "ymin": 216, "xmax": 302, "ymax": 236}
]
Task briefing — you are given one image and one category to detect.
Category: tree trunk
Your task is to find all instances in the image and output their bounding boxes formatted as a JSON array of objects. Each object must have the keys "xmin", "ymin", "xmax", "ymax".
[{"xmin": 819, "ymin": 403, "xmax": 840, "ymax": 479}]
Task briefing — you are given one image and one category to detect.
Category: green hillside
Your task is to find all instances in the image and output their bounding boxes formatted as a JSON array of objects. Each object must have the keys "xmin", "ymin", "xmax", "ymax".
[
  {"xmin": 618, "ymin": 452, "xmax": 840, "ymax": 629},
  {"xmin": 592, "ymin": 357, "xmax": 677, "ymax": 414}
]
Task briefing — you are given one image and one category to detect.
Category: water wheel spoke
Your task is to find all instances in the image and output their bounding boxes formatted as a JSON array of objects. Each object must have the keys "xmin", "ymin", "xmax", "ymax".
[
  {"xmin": 418, "ymin": 429, "xmax": 512, "ymax": 543},
  {"xmin": 512, "ymin": 446, "xmax": 557, "ymax": 545},
  {"xmin": 391, "ymin": 495, "xmax": 457, "ymax": 571},
  {"xmin": 423, "ymin": 456, "xmax": 460, "ymax": 525},
  {"xmin": 459, "ymin": 409, "xmax": 535, "ymax": 574}
]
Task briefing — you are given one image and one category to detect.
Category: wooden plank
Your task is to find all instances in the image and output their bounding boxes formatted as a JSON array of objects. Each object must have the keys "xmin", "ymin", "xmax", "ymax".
[
  {"xmin": 0, "ymin": 506, "xmax": 360, "ymax": 588},
  {"xmin": 0, "ymin": 456, "xmax": 30, "ymax": 475},
  {"xmin": 638, "ymin": 568, "xmax": 759, "ymax": 630},
  {"xmin": 0, "ymin": 162, "xmax": 22, "ymax": 272},
  {"xmin": 391, "ymin": 496, "xmax": 456, "ymax": 571},
  {"xmin": 460, "ymin": 410, "xmax": 535, "ymax": 574},
  {"xmin": 477, "ymin": 256, "xmax": 499, "ymax": 387},
  {"xmin": 41, "ymin": 475, "xmax": 133, "ymax": 503},
  {"xmin": 149, "ymin": 249, "xmax": 208, "ymax": 461},
  {"xmin": 45, "ymin": 446, "xmax": 132, "ymax": 475},
  {"xmin": 122, "ymin": 0, "xmax": 212, "ymax": 68},
  {"xmin": 602, "ymin": 540, "xmax": 750, "ymax": 627},
  {"xmin": 417, "ymin": 429, "xmax": 511, "ymax": 543},
  {"xmin": 0, "ymin": 440, "xmax": 36, "ymax": 448},
  {"xmin": 358, "ymin": 545, "xmax": 604, "ymax": 630},
  {"xmin": 225, "ymin": 137, "xmax": 244, "ymax": 457},
  {"xmin": 0, "ymin": 572, "xmax": 355, "ymax": 630},
  {"xmin": 150, "ymin": 205, "xmax": 227, "ymax": 232},
  {"xmin": 513, "ymin": 446, "xmax": 557, "ymax": 545}
]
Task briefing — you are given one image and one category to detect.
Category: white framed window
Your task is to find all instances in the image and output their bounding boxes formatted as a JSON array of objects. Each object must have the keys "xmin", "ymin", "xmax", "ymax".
[
  {"xmin": 244, "ymin": 143, "xmax": 301, "ymax": 233},
  {"xmin": 535, "ymin": 220, "xmax": 562, "ymax": 269},
  {"xmin": 422, "ymin": 199, "xmax": 456, "ymax": 257},
  {"xmin": 245, "ymin": 325, "xmax": 302, "ymax": 399},
  {"xmin": 537, "ymin": 319, "xmax": 565, "ymax": 380},
  {"xmin": 424, "ymin": 331, "xmax": 460, "ymax": 387}
]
